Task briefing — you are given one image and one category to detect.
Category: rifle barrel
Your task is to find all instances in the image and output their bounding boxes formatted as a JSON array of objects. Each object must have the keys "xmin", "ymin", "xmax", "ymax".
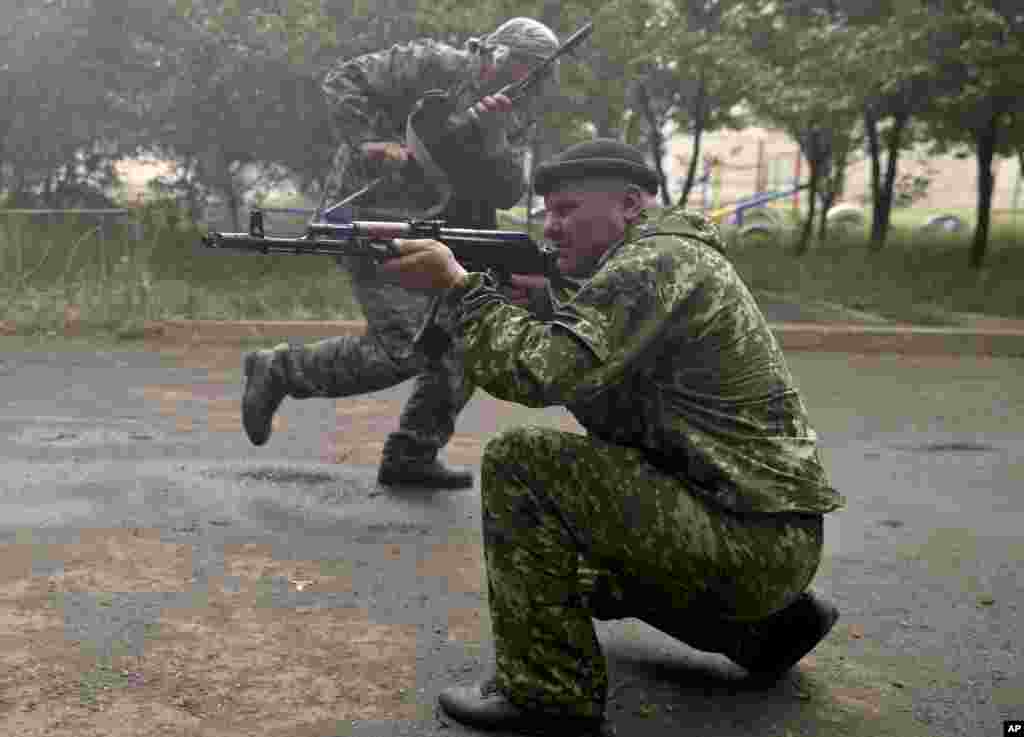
[{"xmin": 504, "ymin": 20, "xmax": 594, "ymax": 102}]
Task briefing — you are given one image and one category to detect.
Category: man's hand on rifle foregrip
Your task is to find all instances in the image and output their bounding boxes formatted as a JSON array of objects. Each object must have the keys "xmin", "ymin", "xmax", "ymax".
[{"xmin": 377, "ymin": 238, "xmax": 469, "ymax": 291}]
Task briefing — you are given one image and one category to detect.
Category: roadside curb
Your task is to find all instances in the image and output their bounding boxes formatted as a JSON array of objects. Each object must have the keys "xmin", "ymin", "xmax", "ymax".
[
  {"xmin": 142, "ymin": 319, "xmax": 367, "ymax": 343},
  {"xmin": 133, "ymin": 319, "xmax": 1024, "ymax": 357},
  {"xmin": 769, "ymin": 321, "xmax": 1024, "ymax": 356}
]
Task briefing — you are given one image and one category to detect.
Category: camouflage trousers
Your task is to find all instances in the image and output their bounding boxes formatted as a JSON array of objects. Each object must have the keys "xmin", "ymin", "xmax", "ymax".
[
  {"xmin": 481, "ymin": 426, "xmax": 824, "ymax": 718},
  {"xmin": 273, "ymin": 268, "xmax": 474, "ymax": 462}
]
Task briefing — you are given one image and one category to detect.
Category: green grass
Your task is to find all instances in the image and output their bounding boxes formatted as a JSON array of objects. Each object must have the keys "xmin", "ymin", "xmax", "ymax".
[
  {"xmin": 726, "ymin": 217, "xmax": 1023, "ymax": 325},
  {"xmin": 0, "ymin": 215, "xmax": 363, "ymax": 339},
  {"xmin": 1, "ymin": 208, "xmax": 1021, "ymax": 339}
]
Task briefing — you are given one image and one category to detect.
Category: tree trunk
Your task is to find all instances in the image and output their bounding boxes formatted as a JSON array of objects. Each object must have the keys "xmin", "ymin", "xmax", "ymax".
[
  {"xmin": 876, "ymin": 111, "xmax": 907, "ymax": 249},
  {"xmin": 818, "ymin": 135, "xmax": 847, "ymax": 242},
  {"xmin": 970, "ymin": 111, "xmax": 999, "ymax": 270},
  {"xmin": 204, "ymin": 144, "xmax": 242, "ymax": 232},
  {"xmin": 797, "ymin": 173, "xmax": 818, "ymax": 254},
  {"xmin": 225, "ymin": 177, "xmax": 242, "ymax": 233},
  {"xmin": 10, "ymin": 168, "xmax": 29, "ymax": 207},
  {"xmin": 818, "ymin": 184, "xmax": 836, "ymax": 242},
  {"xmin": 796, "ymin": 158, "xmax": 819, "ymax": 255},
  {"xmin": 630, "ymin": 82, "xmax": 671, "ymax": 205},
  {"xmin": 678, "ymin": 76, "xmax": 707, "ymax": 208},
  {"xmin": 865, "ymin": 109, "xmax": 884, "ymax": 245},
  {"xmin": 182, "ymin": 157, "xmax": 203, "ymax": 223},
  {"xmin": 865, "ymin": 108, "xmax": 907, "ymax": 250},
  {"xmin": 795, "ymin": 132, "xmax": 823, "ymax": 255},
  {"xmin": 635, "ymin": 82, "xmax": 670, "ymax": 205},
  {"xmin": 55, "ymin": 157, "xmax": 76, "ymax": 209},
  {"xmin": 590, "ymin": 101, "xmax": 620, "ymax": 140}
]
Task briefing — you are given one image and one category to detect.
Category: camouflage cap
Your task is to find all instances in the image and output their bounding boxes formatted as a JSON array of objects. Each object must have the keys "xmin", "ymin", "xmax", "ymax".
[
  {"xmin": 483, "ymin": 17, "xmax": 559, "ymax": 61},
  {"xmin": 534, "ymin": 138, "xmax": 660, "ymax": 195}
]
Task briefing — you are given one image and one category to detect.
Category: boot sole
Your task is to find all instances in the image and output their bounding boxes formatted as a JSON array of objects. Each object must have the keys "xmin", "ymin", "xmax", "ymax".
[
  {"xmin": 376, "ymin": 468, "xmax": 474, "ymax": 489},
  {"xmin": 437, "ymin": 689, "xmax": 609, "ymax": 736}
]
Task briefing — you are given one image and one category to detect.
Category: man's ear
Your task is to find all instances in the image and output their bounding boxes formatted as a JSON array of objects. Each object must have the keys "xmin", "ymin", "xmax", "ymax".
[{"xmin": 622, "ymin": 185, "xmax": 646, "ymax": 221}]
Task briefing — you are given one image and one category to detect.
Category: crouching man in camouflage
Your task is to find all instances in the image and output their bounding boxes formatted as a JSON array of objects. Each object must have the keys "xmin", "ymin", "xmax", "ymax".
[
  {"xmin": 241, "ymin": 18, "xmax": 559, "ymax": 488},
  {"xmin": 379, "ymin": 139, "xmax": 846, "ymax": 736}
]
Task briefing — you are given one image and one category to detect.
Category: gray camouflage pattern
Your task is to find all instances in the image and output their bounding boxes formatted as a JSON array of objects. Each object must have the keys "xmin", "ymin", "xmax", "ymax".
[
  {"xmin": 271, "ymin": 37, "xmax": 542, "ymax": 463},
  {"xmin": 321, "ymin": 37, "xmax": 533, "ymax": 218},
  {"xmin": 270, "ymin": 278, "xmax": 474, "ymax": 463},
  {"xmin": 439, "ymin": 206, "xmax": 842, "ymax": 712}
]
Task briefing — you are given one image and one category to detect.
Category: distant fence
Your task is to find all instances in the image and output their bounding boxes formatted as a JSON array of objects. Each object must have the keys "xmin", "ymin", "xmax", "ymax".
[{"xmin": 0, "ymin": 208, "xmax": 144, "ymax": 241}]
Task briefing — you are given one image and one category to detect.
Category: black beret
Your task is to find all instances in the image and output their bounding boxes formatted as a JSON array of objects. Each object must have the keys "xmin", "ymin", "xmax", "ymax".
[{"xmin": 533, "ymin": 138, "xmax": 660, "ymax": 196}]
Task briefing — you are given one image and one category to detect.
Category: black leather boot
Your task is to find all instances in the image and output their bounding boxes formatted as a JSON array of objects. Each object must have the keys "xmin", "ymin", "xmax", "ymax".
[
  {"xmin": 728, "ymin": 590, "xmax": 840, "ymax": 683},
  {"xmin": 376, "ymin": 458, "xmax": 474, "ymax": 488},
  {"xmin": 438, "ymin": 679, "xmax": 614, "ymax": 736},
  {"xmin": 241, "ymin": 349, "xmax": 287, "ymax": 446}
]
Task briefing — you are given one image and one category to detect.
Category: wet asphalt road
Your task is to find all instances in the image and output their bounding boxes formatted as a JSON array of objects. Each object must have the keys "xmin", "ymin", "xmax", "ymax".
[{"xmin": 1, "ymin": 335, "xmax": 1022, "ymax": 736}]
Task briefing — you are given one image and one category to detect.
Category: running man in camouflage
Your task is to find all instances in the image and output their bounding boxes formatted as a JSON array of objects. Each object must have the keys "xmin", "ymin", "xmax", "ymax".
[
  {"xmin": 379, "ymin": 139, "xmax": 846, "ymax": 736},
  {"xmin": 241, "ymin": 18, "xmax": 559, "ymax": 488}
]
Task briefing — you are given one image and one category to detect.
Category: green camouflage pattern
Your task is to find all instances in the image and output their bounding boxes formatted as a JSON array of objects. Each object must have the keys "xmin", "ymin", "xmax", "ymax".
[
  {"xmin": 482, "ymin": 426, "xmax": 823, "ymax": 715},
  {"xmin": 446, "ymin": 207, "xmax": 845, "ymax": 515},
  {"xmin": 439, "ymin": 206, "xmax": 838, "ymax": 713}
]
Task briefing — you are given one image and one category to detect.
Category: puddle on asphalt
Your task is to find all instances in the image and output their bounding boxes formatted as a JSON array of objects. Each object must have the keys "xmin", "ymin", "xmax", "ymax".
[
  {"xmin": 888, "ymin": 441, "xmax": 1001, "ymax": 454},
  {"xmin": 203, "ymin": 467, "xmax": 338, "ymax": 486},
  {"xmin": 364, "ymin": 521, "xmax": 432, "ymax": 536},
  {"xmin": 14, "ymin": 427, "xmax": 163, "ymax": 446}
]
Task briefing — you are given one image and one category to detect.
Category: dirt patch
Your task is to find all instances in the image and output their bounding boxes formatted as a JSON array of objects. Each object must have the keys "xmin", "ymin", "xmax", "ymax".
[
  {"xmin": 141, "ymin": 385, "xmax": 287, "ymax": 437},
  {"xmin": 0, "ymin": 531, "xmax": 423, "ymax": 736},
  {"xmin": 417, "ymin": 540, "xmax": 485, "ymax": 596},
  {"xmin": 324, "ymin": 398, "xmax": 408, "ymax": 465}
]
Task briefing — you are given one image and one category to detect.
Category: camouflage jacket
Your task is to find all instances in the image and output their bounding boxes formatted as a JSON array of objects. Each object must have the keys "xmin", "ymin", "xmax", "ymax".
[
  {"xmin": 442, "ymin": 208, "xmax": 845, "ymax": 515},
  {"xmin": 322, "ymin": 39, "xmax": 540, "ymax": 224}
]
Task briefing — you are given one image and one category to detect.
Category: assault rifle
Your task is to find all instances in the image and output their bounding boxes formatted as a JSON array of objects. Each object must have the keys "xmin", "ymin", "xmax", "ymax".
[
  {"xmin": 201, "ymin": 209, "xmax": 558, "ymax": 281},
  {"xmin": 201, "ymin": 209, "xmax": 558, "ymax": 356}
]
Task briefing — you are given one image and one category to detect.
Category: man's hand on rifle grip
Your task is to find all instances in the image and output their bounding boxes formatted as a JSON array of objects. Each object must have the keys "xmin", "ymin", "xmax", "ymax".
[{"xmin": 360, "ymin": 141, "xmax": 411, "ymax": 171}]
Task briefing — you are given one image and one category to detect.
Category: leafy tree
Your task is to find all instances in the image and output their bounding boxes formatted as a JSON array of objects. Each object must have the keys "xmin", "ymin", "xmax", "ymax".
[
  {"xmin": 645, "ymin": 0, "xmax": 746, "ymax": 207},
  {"xmin": 144, "ymin": 0, "xmax": 339, "ymax": 229},
  {"xmin": 918, "ymin": 0, "xmax": 1024, "ymax": 268},
  {"xmin": 841, "ymin": 2, "xmax": 944, "ymax": 249},
  {"xmin": 0, "ymin": 0, "xmax": 148, "ymax": 207},
  {"xmin": 723, "ymin": 0, "xmax": 865, "ymax": 253}
]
